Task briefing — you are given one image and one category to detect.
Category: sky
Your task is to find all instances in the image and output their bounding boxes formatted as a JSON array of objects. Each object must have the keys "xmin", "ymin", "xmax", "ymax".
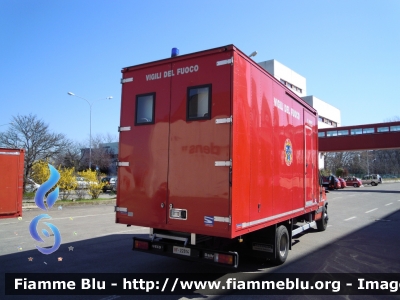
[{"xmin": 1, "ymin": 0, "xmax": 399, "ymax": 144}]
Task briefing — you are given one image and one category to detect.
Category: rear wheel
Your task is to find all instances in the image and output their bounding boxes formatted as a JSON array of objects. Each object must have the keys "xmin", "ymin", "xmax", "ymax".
[
  {"xmin": 275, "ymin": 225, "xmax": 289, "ymax": 264},
  {"xmin": 371, "ymin": 182, "xmax": 377, "ymax": 186},
  {"xmin": 316, "ymin": 205, "xmax": 328, "ymax": 231},
  {"xmin": 353, "ymin": 183, "xmax": 358, "ymax": 187}
]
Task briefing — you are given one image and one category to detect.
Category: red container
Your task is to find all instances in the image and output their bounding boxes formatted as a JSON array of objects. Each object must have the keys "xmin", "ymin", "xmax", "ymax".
[
  {"xmin": 0, "ymin": 148, "xmax": 24, "ymax": 219},
  {"xmin": 116, "ymin": 45, "xmax": 324, "ymax": 239}
]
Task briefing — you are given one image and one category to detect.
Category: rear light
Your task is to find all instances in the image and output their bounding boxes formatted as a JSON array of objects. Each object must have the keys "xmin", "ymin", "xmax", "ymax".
[
  {"xmin": 214, "ymin": 253, "xmax": 234, "ymax": 265},
  {"xmin": 134, "ymin": 240, "xmax": 149, "ymax": 250}
]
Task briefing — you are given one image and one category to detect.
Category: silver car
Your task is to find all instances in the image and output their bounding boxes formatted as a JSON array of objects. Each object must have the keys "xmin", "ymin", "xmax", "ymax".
[{"xmin": 361, "ymin": 174, "xmax": 380, "ymax": 186}]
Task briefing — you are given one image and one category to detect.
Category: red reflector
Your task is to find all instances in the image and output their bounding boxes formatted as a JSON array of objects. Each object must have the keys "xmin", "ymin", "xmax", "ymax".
[
  {"xmin": 215, "ymin": 253, "xmax": 233, "ymax": 265},
  {"xmin": 135, "ymin": 240, "xmax": 149, "ymax": 250}
]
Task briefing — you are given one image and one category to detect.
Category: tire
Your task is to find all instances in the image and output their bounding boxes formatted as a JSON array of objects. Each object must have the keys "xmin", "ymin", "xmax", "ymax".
[
  {"xmin": 371, "ymin": 182, "xmax": 377, "ymax": 186},
  {"xmin": 353, "ymin": 183, "xmax": 358, "ymax": 187},
  {"xmin": 275, "ymin": 225, "xmax": 289, "ymax": 264},
  {"xmin": 316, "ymin": 205, "xmax": 328, "ymax": 231}
]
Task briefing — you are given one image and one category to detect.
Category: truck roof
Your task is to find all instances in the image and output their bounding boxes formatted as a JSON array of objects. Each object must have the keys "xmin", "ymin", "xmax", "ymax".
[{"xmin": 121, "ymin": 44, "xmax": 316, "ymax": 114}]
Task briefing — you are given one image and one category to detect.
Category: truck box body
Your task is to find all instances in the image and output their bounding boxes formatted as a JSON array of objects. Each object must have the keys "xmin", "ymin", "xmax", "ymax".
[
  {"xmin": 0, "ymin": 148, "xmax": 24, "ymax": 219},
  {"xmin": 116, "ymin": 45, "xmax": 322, "ymax": 241}
]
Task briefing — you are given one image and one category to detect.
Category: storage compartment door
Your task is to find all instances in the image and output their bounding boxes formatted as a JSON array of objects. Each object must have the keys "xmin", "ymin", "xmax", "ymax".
[{"xmin": 304, "ymin": 110, "xmax": 316, "ymax": 205}]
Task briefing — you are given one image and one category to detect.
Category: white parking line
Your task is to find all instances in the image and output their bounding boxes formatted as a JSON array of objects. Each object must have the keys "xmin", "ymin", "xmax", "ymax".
[
  {"xmin": 52, "ymin": 213, "xmax": 115, "ymax": 220},
  {"xmin": 385, "ymin": 203, "xmax": 393, "ymax": 206},
  {"xmin": 1, "ymin": 213, "xmax": 115, "ymax": 226},
  {"xmin": 345, "ymin": 216, "xmax": 356, "ymax": 221},
  {"xmin": 365, "ymin": 208, "xmax": 378, "ymax": 213},
  {"xmin": 0, "ymin": 222, "xmax": 19, "ymax": 226}
]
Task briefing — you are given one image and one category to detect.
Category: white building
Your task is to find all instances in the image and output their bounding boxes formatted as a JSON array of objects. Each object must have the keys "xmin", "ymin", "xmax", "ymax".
[
  {"xmin": 258, "ymin": 59, "xmax": 341, "ymax": 169},
  {"xmin": 302, "ymin": 96, "xmax": 341, "ymax": 129},
  {"xmin": 258, "ymin": 59, "xmax": 306, "ymax": 97}
]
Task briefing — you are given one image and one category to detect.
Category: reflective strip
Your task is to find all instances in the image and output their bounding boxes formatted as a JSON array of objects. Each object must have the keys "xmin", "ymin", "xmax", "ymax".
[
  {"xmin": 118, "ymin": 162, "xmax": 129, "ymax": 167},
  {"xmin": 238, "ymin": 208, "xmax": 304, "ymax": 229}
]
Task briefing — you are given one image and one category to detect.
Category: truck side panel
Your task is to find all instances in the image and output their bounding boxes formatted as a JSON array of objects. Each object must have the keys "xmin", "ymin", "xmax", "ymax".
[{"xmin": 231, "ymin": 52, "xmax": 318, "ymax": 237}]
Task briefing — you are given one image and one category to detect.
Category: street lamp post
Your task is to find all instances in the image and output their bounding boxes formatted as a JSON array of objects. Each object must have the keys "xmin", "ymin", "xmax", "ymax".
[{"xmin": 67, "ymin": 92, "xmax": 113, "ymax": 169}]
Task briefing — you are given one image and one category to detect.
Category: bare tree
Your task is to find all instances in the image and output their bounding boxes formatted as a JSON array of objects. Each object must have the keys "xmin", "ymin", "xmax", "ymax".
[
  {"xmin": 78, "ymin": 133, "xmax": 118, "ymax": 173},
  {"xmin": 53, "ymin": 141, "xmax": 86, "ymax": 170},
  {"xmin": 0, "ymin": 114, "xmax": 71, "ymax": 190}
]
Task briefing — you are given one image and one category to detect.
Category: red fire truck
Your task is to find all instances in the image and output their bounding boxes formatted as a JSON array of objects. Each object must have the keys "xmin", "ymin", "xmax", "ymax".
[
  {"xmin": 0, "ymin": 148, "xmax": 24, "ymax": 219},
  {"xmin": 115, "ymin": 45, "xmax": 328, "ymax": 267}
]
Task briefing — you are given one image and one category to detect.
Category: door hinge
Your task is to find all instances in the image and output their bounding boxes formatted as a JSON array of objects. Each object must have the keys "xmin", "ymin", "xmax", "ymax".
[
  {"xmin": 114, "ymin": 206, "xmax": 128, "ymax": 212},
  {"xmin": 121, "ymin": 77, "xmax": 133, "ymax": 84},
  {"xmin": 215, "ymin": 116, "xmax": 232, "ymax": 124},
  {"xmin": 214, "ymin": 215, "xmax": 231, "ymax": 224},
  {"xmin": 118, "ymin": 126, "xmax": 131, "ymax": 132},
  {"xmin": 215, "ymin": 160, "xmax": 232, "ymax": 167},
  {"xmin": 216, "ymin": 57, "xmax": 233, "ymax": 66}
]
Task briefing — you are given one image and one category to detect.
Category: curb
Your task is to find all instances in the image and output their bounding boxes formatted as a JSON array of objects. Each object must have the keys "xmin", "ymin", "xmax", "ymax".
[{"xmin": 22, "ymin": 199, "xmax": 116, "ymax": 209}]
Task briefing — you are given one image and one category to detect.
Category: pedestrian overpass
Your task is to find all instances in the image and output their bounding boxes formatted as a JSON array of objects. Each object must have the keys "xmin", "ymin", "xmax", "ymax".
[{"xmin": 318, "ymin": 121, "xmax": 400, "ymax": 152}]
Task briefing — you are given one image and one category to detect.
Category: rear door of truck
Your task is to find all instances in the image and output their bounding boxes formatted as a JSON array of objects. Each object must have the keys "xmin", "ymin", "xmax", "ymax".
[
  {"xmin": 118, "ymin": 48, "xmax": 233, "ymax": 236},
  {"xmin": 167, "ymin": 51, "xmax": 232, "ymax": 236}
]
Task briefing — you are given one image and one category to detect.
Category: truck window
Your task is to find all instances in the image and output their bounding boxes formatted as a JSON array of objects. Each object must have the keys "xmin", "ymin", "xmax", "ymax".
[
  {"xmin": 187, "ymin": 85, "xmax": 211, "ymax": 120},
  {"xmin": 136, "ymin": 93, "xmax": 155, "ymax": 125}
]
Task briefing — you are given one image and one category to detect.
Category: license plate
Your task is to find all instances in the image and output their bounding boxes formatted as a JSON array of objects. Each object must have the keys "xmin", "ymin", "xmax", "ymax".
[{"xmin": 173, "ymin": 246, "xmax": 191, "ymax": 256}]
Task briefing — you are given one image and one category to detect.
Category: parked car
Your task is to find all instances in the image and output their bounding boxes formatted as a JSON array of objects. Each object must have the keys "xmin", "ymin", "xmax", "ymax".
[
  {"xmin": 338, "ymin": 177, "xmax": 346, "ymax": 189},
  {"xmin": 362, "ymin": 174, "xmax": 380, "ymax": 186},
  {"xmin": 25, "ymin": 178, "xmax": 40, "ymax": 192},
  {"xmin": 75, "ymin": 177, "xmax": 88, "ymax": 189},
  {"xmin": 321, "ymin": 175, "xmax": 341, "ymax": 190},
  {"xmin": 111, "ymin": 178, "xmax": 117, "ymax": 194},
  {"xmin": 371, "ymin": 174, "xmax": 382, "ymax": 183},
  {"xmin": 345, "ymin": 176, "xmax": 362, "ymax": 187},
  {"xmin": 75, "ymin": 177, "xmax": 97, "ymax": 189},
  {"xmin": 101, "ymin": 176, "xmax": 117, "ymax": 192}
]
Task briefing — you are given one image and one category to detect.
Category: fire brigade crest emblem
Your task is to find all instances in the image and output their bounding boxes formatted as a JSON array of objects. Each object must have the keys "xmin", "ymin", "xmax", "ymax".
[{"xmin": 284, "ymin": 139, "xmax": 293, "ymax": 166}]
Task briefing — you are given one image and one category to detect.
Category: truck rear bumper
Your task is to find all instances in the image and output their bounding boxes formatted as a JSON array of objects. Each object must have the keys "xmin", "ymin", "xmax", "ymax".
[{"xmin": 133, "ymin": 237, "xmax": 239, "ymax": 268}]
